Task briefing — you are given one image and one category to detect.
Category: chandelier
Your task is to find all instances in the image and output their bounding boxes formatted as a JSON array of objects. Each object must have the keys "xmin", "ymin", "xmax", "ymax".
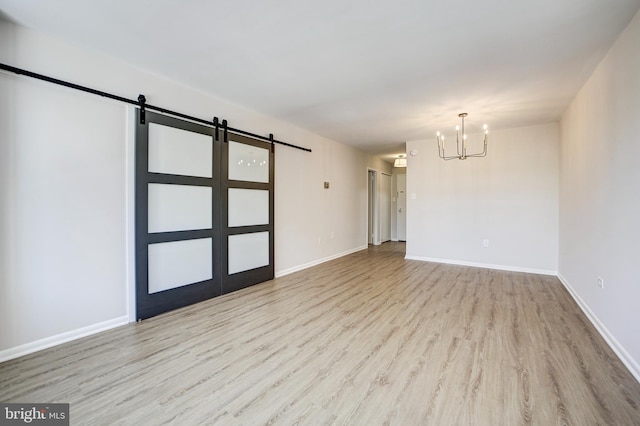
[{"xmin": 436, "ymin": 113, "xmax": 488, "ymax": 160}]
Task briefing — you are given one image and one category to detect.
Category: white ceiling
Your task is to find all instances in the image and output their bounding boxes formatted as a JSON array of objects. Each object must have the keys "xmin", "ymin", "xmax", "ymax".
[{"xmin": 1, "ymin": 0, "xmax": 639, "ymax": 157}]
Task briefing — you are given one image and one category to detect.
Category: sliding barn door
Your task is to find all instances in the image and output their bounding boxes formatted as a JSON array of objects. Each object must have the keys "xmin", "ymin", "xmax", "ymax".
[
  {"xmin": 222, "ymin": 134, "xmax": 274, "ymax": 293},
  {"xmin": 135, "ymin": 111, "xmax": 274, "ymax": 320}
]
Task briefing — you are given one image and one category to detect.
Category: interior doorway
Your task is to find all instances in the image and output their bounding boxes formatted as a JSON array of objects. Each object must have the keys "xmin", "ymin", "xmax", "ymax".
[
  {"xmin": 367, "ymin": 170, "xmax": 377, "ymax": 245},
  {"xmin": 396, "ymin": 173, "xmax": 407, "ymax": 241},
  {"xmin": 380, "ymin": 173, "xmax": 391, "ymax": 243},
  {"xmin": 368, "ymin": 169, "xmax": 392, "ymax": 245}
]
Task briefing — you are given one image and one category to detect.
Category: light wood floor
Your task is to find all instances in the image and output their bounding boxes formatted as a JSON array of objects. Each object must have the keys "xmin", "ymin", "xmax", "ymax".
[{"xmin": 1, "ymin": 242, "xmax": 639, "ymax": 425}]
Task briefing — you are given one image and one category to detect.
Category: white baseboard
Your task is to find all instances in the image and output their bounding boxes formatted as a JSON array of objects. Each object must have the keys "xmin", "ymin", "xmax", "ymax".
[
  {"xmin": 404, "ymin": 255, "xmax": 557, "ymax": 276},
  {"xmin": 276, "ymin": 245, "xmax": 368, "ymax": 278},
  {"xmin": 0, "ymin": 316, "xmax": 129, "ymax": 363},
  {"xmin": 557, "ymin": 274, "xmax": 640, "ymax": 383}
]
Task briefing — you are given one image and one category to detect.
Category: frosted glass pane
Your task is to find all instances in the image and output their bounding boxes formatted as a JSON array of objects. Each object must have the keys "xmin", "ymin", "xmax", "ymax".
[
  {"xmin": 228, "ymin": 232, "xmax": 269, "ymax": 274},
  {"xmin": 149, "ymin": 123, "xmax": 212, "ymax": 177},
  {"xmin": 228, "ymin": 141, "xmax": 269, "ymax": 183},
  {"xmin": 228, "ymin": 188, "xmax": 269, "ymax": 227},
  {"xmin": 148, "ymin": 238, "xmax": 212, "ymax": 294},
  {"xmin": 148, "ymin": 184, "xmax": 212, "ymax": 233}
]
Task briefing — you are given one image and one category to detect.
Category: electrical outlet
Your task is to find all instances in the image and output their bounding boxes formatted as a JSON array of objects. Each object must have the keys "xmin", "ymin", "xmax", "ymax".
[
  {"xmin": 483, "ymin": 239, "xmax": 489, "ymax": 248},
  {"xmin": 597, "ymin": 277, "xmax": 604, "ymax": 289}
]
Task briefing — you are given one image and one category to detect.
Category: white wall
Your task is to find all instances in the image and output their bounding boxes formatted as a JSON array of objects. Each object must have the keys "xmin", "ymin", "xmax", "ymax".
[
  {"xmin": 0, "ymin": 21, "xmax": 130, "ymax": 357},
  {"xmin": 405, "ymin": 123, "xmax": 559, "ymax": 274},
  {"xmin": 0, "ymin": 19, "xmax": 383, "ymax": 358},
  {"xmin": 559, "ymin": 10, "xmax": 640, "ymax": 379}
]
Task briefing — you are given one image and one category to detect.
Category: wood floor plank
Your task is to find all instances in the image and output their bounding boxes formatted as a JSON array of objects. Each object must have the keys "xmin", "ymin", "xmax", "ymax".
[{"xmin": 1, "ymin": 242, "xmax": 639, "ymax": 425}]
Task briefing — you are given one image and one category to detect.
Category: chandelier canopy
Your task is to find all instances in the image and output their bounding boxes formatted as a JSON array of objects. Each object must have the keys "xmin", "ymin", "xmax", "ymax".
[{"xmin": 436, "ymin": 113, "xmax": 488, "ymax": 160}]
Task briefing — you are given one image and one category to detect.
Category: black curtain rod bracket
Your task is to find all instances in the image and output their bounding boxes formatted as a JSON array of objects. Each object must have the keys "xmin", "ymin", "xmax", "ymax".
[
  {"xmin": 0, "ymin": 62, "xmax": 312, "ymax": 152},
  {"xmin": 269, "ymin": 133, "xmax": 275, "ymax": 153}
]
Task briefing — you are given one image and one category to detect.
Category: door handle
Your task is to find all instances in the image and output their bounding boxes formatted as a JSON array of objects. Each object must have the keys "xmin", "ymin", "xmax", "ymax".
[{"xmin": 398, "ymin": 208, "xmax": 402, "ymax": 213}]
